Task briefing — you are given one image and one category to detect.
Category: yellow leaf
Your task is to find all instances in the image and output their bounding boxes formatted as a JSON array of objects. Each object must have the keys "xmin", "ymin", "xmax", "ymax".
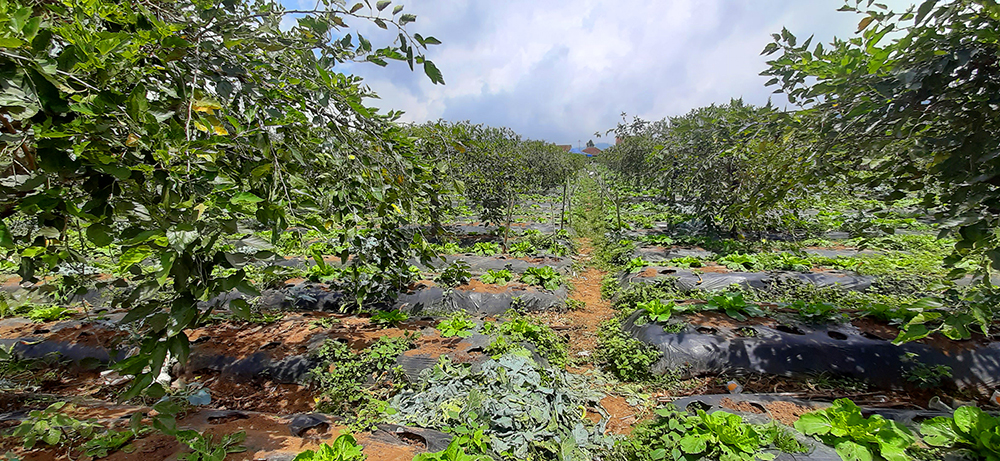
[
  {"xmin": 193, "ymin": 121, "xmax": 208, "ymax": 132},
  {"xmin": 191, "ymin": 98, "xmax": 222, "ymax": 113},
  {"xmin": 126, "ymin": 133, "xmax": 140, "ymax": 146},
  {"xmin": 857, "ymin": 16, "xmax": 874, "ymax": 32}
]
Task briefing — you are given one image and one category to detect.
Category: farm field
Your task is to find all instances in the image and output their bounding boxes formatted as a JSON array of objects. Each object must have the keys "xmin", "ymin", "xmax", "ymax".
[{"xmin": 1, "ymin": 1, "xmax": 1000, "ymax": 461}]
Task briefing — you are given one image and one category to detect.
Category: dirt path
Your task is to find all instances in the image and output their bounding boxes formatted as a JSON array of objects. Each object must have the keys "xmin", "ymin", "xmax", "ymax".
[{"xmin": 535, "ymin": 238, "xmax": 616, "ymax": 370}]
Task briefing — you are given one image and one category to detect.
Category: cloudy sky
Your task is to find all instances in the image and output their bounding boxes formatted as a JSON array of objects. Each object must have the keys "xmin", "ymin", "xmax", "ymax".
[{"xmin": 285, "ymin": 0, "xmax": 912, "ymax": 145}]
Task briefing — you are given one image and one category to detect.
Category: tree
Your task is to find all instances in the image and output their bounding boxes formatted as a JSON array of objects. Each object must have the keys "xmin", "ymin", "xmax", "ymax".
[
  {"xmin": 0, "ymin": 0, "xmax": 444, "ymax": 398},
  {"xmin": 762, "ymin": 0, "xmax": 1000, "ymax": 281}
]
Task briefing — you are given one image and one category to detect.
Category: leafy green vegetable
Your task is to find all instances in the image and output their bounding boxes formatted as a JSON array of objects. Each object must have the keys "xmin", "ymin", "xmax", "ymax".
[
  {"xmin": 921, "ymin": 406, "xmax": 1000, "ymax": 460},
  {"xmin": 794, "ymin": 399, "xmax": 914, "ymax": 461},
  {"xmin": 293, "ymin": 434, "xmax": 366, "ymax": 461}
]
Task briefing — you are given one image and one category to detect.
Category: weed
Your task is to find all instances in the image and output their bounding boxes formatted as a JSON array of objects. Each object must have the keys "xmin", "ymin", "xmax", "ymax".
[
  {"xmin": 175, "ymin": 429, "xmax": 247, "ymax": 461},
  {"xmin": 596, "ymin": 317, "xmax": 660, "ymax": 381},
  {"xmin": 921, "ymin": 406, "xmax": 1000, "ymax": 460},
  {"xmin": 614, "ymin": 406, "xmax": 807, "ymax": 461},
  {"xmin": 307, "ymin": 336, "xmax": 414, "ymax": 430},
  {"xmin": 9, "ymin": 401, "xmax": 101, "ymax": 449},
  {"xmin": 901, "ymin": 353, "xmax": 952, "ymax": 389},
  {"xmin": 624, "ymin": 257, "xmax": 649, "ymax": 273},
  {"xmin": 565, "ymin": 299, "xmax": 586, "ymax": 310}
]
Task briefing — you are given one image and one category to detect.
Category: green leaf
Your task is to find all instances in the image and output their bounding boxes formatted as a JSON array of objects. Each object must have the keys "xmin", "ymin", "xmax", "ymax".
[
  {"xmin": 86, "ymin": 223, "xmax": 115, "ymax": 247},
  {"xmin": 119, "ymin": 246, "xmax": 153, "ymax": 272},
  {"xmin": 834, "ymin": 439, "xmax": 873, "ymax": 461},
  {"xmin": 0, "ymin": 37, "xmax": 24, "ymax": 48},
  {"xmin": 678, "ymin": 434, "xmax": 708, "ymax": 454},
  {"xmin": 794, "ymin": 412, "xmax": 833, "ymax": 435},
  {"xmin": 230, "ymin": 192, "xmax": 264, "ymax": 205},
  {"xmin": 376, "ymin": 1, "xmax": 391, "ymax": 11},
  {"xmin": 0, "ymin": 220, "xmax": 14, "ymax": 249},
  {"xmin": 893, "ymin": 324, "xmax": 931, "ymax": 345},
  {"xmin": 423, "ymin": 60, "xmax": 444, "ymax": 85}
]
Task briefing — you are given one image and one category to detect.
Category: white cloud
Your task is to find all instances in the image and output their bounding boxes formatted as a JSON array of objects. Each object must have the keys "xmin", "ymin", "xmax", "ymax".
[{"xmin": 285, "ymin": 0, "xmax": 914, "ymax": 143}]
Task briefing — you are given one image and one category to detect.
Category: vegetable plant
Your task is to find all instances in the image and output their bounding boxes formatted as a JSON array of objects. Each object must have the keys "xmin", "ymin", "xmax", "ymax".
[
  {"xmin": 510, "ymin": 241, "xmax": 537, "ymax": 257},
  {"xmin": 794, "ymin": 398, "xmax": 915, "ymax": 461},
  {"xmin": 788, "ymin": 300, "xmax": 845, "ymax": 324},
  {"xmin": 436, "ymin": 261, "xmax": 472, "ymax": 288},
  {"xmin": 437, "ymin": 312, "xmax": 477, "ymax": 338},
  {"xmin": 370, "ymin": 310, "xmax": 409, "ymax": 327},
  {"xmin": 470, "ymin": 242, "xmax": 501, "ymax": 256},
  {"xmin": 520, "ymin": 266, "xmax": 563, "ymax": 291},
  {"xmin": 25, "ymin": 305, "xmax": 72, "ymax": 323},
  {"xmin": 480, "ymin": 269, "xmax": 514, "ymax": 285},
  {"xmin": 921, "ymin": 406, "xmax": 1000, "ymax": 461},
  {"xmin": 705, "ymin": 292, "xmax": 766, "ymax": 321},
  {"xmin": 293, "ymin": 433, "xmax": 366, "ymax": 461},
  {"xmin": 637, "ymin": 299, "xmax": 679, "ymax": 323}
]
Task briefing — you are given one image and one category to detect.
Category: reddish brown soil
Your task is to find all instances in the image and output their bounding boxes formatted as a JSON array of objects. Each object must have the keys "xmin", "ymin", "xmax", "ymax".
[
  {"xmin": 682, "ymin": 311, "xmax": 778, "ymax": 329},
  {"xmin": 533, "ymin": 238, "xmax": 615, "ymax": 370},
  {"xmin": 764, "ymin": 401, "xmax": 814, "ymax": 426},
  {"xmin": 457, "ymin": 279, "xmax": 530, "ymax": 294},
  {"xmin": 600, "ymin": 395, "xmax": 638, "ymax": 436},
  {"xmin": 720, "ymin": 397, "xmax": 765, "ymax": 415},
  {"xmin": 196, "ymin": 373, "xmax": 316, "ymax": 415},
  {"xmin": 185, "ymin": 315, "xmax": 324, "ymax": 360},
  {"xmin": 696, "ymin": 263, "xmax": 730, "ymax": 273},
  {"xmin": 0, "ymin": 407, "xmax": 426, "ymax": 461}
]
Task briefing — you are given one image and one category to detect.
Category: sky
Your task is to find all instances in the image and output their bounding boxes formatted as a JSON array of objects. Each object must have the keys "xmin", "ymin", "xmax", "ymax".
[{"xmin": 283, "ymin": 0, "xmax": 913, "ymax": 145}]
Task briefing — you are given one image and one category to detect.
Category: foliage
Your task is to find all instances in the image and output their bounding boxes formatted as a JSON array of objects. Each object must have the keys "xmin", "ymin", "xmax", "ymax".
[
  {"xmin": 24, "ymin": 305, "xmax": 70, "ymax": 323},
  {"xmin": 667, "ymin": 256, "xmax": 703, "ymax": 268},
  {"xmin": 624, "ymin": 257, "xmax": 650, "ymax": 273},
  {"xmin": 307, "ymin": 337, "xmax": 413, "ymax": 429},
  {"xmin": 704, "ymin": 292, "xmax": 766, "ymax": 321},
  {"xmin": 412, "ymin": 439, "xmax": 491, "ymax": 461},
  {"xmin": 509, "ymin": 241, "xmax": 536, "ymax": 258},
  {"xmin": 717, "ymin": 253, "xmax": 762, "ymax": 272},
  {"xmin": 437, "ymin": 311, "xmax": 476, "ymax": 338},
  {"xmin": 470, "ymin": 242, "xmax": 501, "ymax": 256},
  {"xmin": 370, "ymin": 309, "xmax": 409, "ymax": 327},
  {"xmin": 596, "ymin": 318, "xmax": 661, "ymax": 381},
  {"xmin": 788, "ymin": 300, "xmax": 846, "ymax": 324},
  {"xmin": 436, "ymin": 261, "xmax": 471, "ymax": 288},
  {"xmin": 389, "ymin": 354, "xmax": 611, "ymax": 460},
  {"xmin": 519, "ymin": 266, "xmax": 563, "ymax": 291},
  {"xmin": 921, "ymin": 406, "xmax": 1000, "ymax": 461},
  {"xmin": 407, "ymin": 121, "xmax": 578, "ymax": 227},
  {"xmin": 9, "ymin": 401, "xmax": 101, "ymax": 449},
  {"xmin": 482, "ymin": 311, "xmax": 568, "ymax": 367},
  {"xmin": 794, "ymin": 398, "xmax": 915, "ymax": 461},
  {"xmin": 292, "ymin": 434, "xmax": 366, "ymax": 461},
  {"xmin": 0, "ymin": 0, "xmax": 446, "ymax": 398},
  {"xmin": 480, "ymin": 269, "xmax": 514, "ymax": 285},
  {"xmin": 900, "ymin": 353, "xmax": 952, "ymax": 390},
  {"xmin": 763, "ymin": 0, "xmax": 1000, "ymax": 278},
  {"xmin": 81, "ymin": 424, "xmax": 149, "ymax": 459},
  {"xmin": 614, "ymin": 407, "xmax": 807, "ymax": 461},
  {"xmin": 174, "ymin": 430, "xmax": 246, "ymax": 461},
  {"xmin": 636, "ymin": 299, "xmax": 681, "ymax": 323}
]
